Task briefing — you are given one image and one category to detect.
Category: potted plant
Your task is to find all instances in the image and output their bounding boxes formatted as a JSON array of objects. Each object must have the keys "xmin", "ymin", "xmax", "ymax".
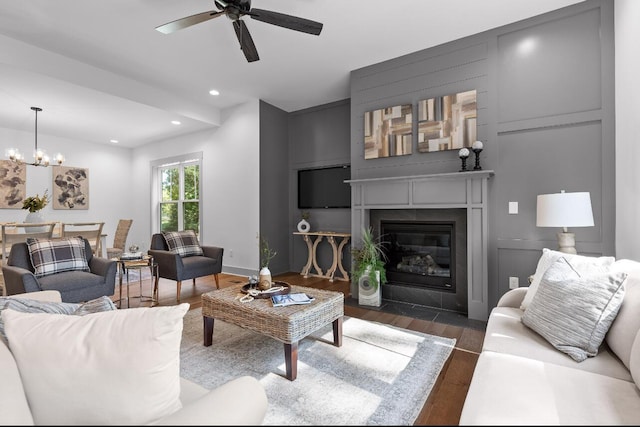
[
  {"xmin": 259, "ymin": 235, "xmax": 277, "ymax": 290},
  {"xmin": 22, "ymin": 189, "xmax": 50, "ymax": 227},
  {"xmin": 22, "ymin": 189, "xmax": 50, "ymax": 213},
  {"xmin": 351, "ymin": 227, "xmax": 387, "ymax": 294}
]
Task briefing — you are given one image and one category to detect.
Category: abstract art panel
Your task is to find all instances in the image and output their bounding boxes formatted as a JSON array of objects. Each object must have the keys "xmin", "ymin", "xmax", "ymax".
[
  {"xmin": 52, "ymin": 165, "xmax": 89, "ymax": 210},
  {"xmin": 417, "ymin": 90, "xmax": 477, "ymax": 153},
  {"xmin": 364, "ymin": 104, "xmax": 413, "ymax": 159},
  {"xmin": 0, "ymin": 160, "xmax": 26, "ymax": 209}
]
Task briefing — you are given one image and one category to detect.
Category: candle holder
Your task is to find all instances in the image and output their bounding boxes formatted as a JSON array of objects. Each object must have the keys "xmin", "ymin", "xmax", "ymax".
[
  {"xmin": 472, "ymin": 140, "xmax": 484, "ymax": 170},
  {"xmin": 458, "ymin": 148, "xmax": 470, "ymax": 172}
]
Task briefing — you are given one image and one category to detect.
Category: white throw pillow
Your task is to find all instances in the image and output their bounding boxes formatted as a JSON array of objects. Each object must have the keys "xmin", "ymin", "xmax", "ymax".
[
  {"xmin": 2, "ymin": 304, "xmax": 190, "ymax": 425},
  {"xmin": 520, "ymin": 248, "xmax": 615, "ymax": 310}
]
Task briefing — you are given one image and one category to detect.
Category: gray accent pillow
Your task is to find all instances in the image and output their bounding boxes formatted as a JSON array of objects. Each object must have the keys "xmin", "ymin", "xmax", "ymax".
[
  {"xmin": 0, "ymin": 296, "xmax": 117, "ymax": 344},
  {"xmin": 522, "ymin": 256, "xmax": 627, "ymax": 362}
]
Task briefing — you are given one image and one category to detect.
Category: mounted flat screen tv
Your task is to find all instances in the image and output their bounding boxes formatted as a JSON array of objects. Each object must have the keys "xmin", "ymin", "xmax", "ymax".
[{"xmin": 298, "ymin": 165, "xmax": 351, "ymax": 209}]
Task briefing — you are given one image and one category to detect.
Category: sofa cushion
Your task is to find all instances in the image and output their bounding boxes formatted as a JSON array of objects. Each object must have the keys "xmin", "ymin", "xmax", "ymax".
[
  {"xmin": 2, "ymin": 303, "xmax": 189, "ymax": 425},
  {"xmin": 607, "ymin": 259, "xmax": 640, "ymax": 370},
  {"xmin": 521, "ymin": 248, "xmax": 615, "ymax": 310},
  {"xmin": 0, "ymin": 340, "xmax": 34, "ymax": 425},
  {"xmin": 522, "ymin": 257, "xmax": 627, "ymax": 362},
  {"xmin": 483, "ymin": 307, "xmax": 632, "ymax": 381},
  {"xmin": 162, "ymin": 230, "xmax": 204, "ymax": 257},
  {"xmin": 26, "ymin": 237, "xmax": 89, "ymax": 278},
  {"xmin": 459, "ymin": 351, "xmax": 640, "ymax": 425}
]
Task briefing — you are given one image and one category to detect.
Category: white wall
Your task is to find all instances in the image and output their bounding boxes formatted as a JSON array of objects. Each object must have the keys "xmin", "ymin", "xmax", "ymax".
[
  {"xmin": 131, "ymin": 99, "xmax": 261, "ymax": 275},
  {"xmin": 615, "ymin": 0, "xmax": 640, "ymax": 259},
  {"xmin": 0, "ymin": 125, "xmax": 133, "ymax": 242}
]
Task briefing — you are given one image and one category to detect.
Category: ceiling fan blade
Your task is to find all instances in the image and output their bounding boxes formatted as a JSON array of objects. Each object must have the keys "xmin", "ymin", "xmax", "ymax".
[
  {"xmin": 155, "ymin": 10, "xmax": 225, "ymax": 34},
  {"xmin": 247, "ymin": 8, "xmax": 323, "ymax": 36},
  {"xmin": 233, "ymin": 20, "xmax": 259, "ymax": 63}
]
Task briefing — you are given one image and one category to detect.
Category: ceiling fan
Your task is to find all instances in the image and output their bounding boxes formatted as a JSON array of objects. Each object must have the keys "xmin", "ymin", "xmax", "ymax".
[{"xmin": 155, "ymin": 0, "xmax": 323, "ymax": 63}]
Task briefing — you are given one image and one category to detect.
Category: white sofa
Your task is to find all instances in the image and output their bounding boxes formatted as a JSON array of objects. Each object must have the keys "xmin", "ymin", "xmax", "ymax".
[
  {"xmin": 0, "ymin": 291, "xmax": 268, "ymax": 426},
  {"xmin": 460, "ymin": 258, "xmax": 640, "ymax": 425}
]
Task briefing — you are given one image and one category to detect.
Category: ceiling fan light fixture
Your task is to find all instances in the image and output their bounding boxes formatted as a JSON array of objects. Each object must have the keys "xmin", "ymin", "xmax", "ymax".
[{"xmin": 6, "ymin": 106, "xmax": 64, "ymax": 167}]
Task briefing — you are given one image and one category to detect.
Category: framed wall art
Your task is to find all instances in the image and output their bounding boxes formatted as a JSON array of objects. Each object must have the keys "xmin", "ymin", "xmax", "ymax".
[
  {"xmin": 52, "ymin": 165, "xmax": 89, "ymax": 210},
  {"xmin": 0, "ymin": 160, "xmax": 26, "ymax": 209},
  {"xmin": 417, "ymin": 89, "xmax": 477, "ymax": 153},
  {"xmin": 364, "ymin": 104, "xmax": 413, "ymax": 159}
]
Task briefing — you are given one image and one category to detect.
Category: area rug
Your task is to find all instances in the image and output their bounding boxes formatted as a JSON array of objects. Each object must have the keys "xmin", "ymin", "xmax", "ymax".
[{"xmin": 179, "ymin": 307, "xmax": 456, "ymax": 425}]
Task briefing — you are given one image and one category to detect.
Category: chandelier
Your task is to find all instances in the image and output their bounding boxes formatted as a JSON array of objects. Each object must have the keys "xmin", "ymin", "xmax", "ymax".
[{"xmin": 6, "ymin": 107, "xmax": 64, "ymax": 167}]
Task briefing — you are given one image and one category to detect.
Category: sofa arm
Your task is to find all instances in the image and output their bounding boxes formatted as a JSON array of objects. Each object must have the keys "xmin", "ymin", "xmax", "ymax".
[
  {"xmin": 1, "ymin": 265, "xmax": 41, "ymax": 295},
  {"xmin": 148, "ymin": 249, "xmax": 184, "ymax": 280},
  {"xmin": 202, "ymin": 245, "xmax": 223, "ymax": 262},
  {"xmin": 8, "ymin": 290, "xmax": 62, "ymax": 303},
  {"xmin": 89, "ymin": 256, "xmax": 117, "ymax": 278},
  {"xmin": 151, "ymin": 376, "xmax": 267, "ymax": 426},
  {"xmin": 496, "ymin": 287, "xmax": 529, "ymax": 308}
]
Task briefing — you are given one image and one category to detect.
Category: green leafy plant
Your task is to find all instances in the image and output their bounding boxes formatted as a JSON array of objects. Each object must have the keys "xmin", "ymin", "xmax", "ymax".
[
  {"xmin": 22, "ymin": 189, "xmax": 50, "ymax": 213},
  {"xmin": 351, "ymin": 227, "xmax": 387, "ymax": 289},
  {"xmin": 301, "ymin": 211, "xmax": 310, "ymax": 220},
  {"xmin": 259, "ymin": 235, "xmax": 277, "ymax": 269}
]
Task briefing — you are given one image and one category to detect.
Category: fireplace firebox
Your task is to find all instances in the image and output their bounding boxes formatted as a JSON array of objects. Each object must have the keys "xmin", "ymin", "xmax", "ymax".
[
  {"xmin": 380, "ymin": 220, "xmax": 455, "ymax": 292},
  {"xmin": 369, "ymin": 208, "xmax": 468, "ymax": 314}
]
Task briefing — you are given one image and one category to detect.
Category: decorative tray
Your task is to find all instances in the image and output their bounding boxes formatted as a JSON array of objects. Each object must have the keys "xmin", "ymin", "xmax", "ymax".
[{"xmin": 241, "ymin": 281, "xmax": 291, "ymax": 299}]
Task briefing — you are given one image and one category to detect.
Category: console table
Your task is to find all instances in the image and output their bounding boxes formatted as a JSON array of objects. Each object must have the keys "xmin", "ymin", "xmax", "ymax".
[{"xmin": 293, "ymin": 231, "xmax": 350, "ymax": 282}]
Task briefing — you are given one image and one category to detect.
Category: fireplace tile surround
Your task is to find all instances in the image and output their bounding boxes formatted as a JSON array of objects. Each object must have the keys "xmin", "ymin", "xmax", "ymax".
[{"xmin": 347, "ymin": 170, "xmax": 494, "ymax": 321}]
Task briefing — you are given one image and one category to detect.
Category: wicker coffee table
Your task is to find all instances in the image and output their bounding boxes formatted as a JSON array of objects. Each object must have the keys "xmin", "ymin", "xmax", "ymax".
[{"xmin": 201, "ymin": 284, "xmax": 344, "ymax": 381}]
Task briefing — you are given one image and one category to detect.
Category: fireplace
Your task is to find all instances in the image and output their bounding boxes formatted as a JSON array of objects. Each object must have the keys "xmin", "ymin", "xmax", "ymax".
[
  {"xmin": 348, "ymin": 171, "xmax": 493, "ymax": 321},
  {"xmin": 380, "ymin": 220, "xmax": 455, "ymax": 292},
  {"xmin": 371, "ymin": 209, "xmax": 467, "ymax": 314}
]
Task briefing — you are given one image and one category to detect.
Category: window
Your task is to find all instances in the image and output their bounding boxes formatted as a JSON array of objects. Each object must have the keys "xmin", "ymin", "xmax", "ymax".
[{"xmin": 154, "ymin": 155, "xmax": 202, "ymax": 235}]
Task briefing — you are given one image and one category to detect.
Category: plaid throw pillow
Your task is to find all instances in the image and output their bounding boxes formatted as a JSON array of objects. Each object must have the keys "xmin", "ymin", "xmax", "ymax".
[
  {"xmin": 27, "ymin": 237, "xmax": 90, "ymax": 278},
  {"xmin": 162, "ymin": 230, "xmax": 204, "ymax": 257}
]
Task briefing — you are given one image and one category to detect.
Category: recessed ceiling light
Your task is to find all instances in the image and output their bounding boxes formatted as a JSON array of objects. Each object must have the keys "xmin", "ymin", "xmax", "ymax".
[
  {"xmin": 209, "ymin": 89, "xmax": 220, "ymax": 96},
  {"xmin": 171, "ymin": 120, "xmax": 181, "ymax": 125},
  {"xmin": 110, "ymin": 139, "xmax": 119, "ymax": 144}
]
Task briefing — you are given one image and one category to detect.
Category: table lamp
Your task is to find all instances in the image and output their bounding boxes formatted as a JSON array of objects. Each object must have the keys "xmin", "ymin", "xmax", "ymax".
[{"xmin": 536, "ymin": 190, "xmax": 594, "ymax": 254}]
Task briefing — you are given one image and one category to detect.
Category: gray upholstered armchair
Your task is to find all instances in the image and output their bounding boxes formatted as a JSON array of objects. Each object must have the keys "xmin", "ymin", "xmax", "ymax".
[
  {"xmin": 2, "ymin": 237, "xmax": 117, "ymax": 303},
  {"xmin": 148, "ymin": 233, "xmax": 223, "ymax": 303}
]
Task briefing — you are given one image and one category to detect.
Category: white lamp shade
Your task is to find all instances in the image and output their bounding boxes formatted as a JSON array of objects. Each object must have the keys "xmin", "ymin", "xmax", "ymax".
[{"xmin": 536, "ymin": 192, "xmax": 594, "ymax": 228}]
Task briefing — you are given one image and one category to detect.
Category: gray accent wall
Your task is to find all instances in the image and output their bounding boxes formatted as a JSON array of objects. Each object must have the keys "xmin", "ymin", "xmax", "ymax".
[
  {"xmin": 287, "ymin": 100, "xmax": 352, "ymax": 274},
  {"xmin": 259, "ymin": 101, "xmax": 290, "ymax": 276},
  {"xmin": 348, "ymin": 0, "xmax": 614, "ymax": 309}
]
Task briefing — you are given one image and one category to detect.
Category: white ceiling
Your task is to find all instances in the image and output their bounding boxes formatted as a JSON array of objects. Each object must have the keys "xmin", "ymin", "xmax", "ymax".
[{"xmin": 0, "ymin": 0, "xmax": 583, "ymax": 148}]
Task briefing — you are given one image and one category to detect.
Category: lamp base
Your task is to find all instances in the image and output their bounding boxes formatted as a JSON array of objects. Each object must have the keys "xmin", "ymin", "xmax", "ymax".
[{"xmin": 557, "ymin": 232, "xmax": 577, "ymax": 254}]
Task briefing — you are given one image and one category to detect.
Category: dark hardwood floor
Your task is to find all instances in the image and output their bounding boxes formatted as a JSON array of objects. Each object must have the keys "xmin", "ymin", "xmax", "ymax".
[{"xmin": 116, "ymin": 271, "xmax": 485, "ymax": 426}]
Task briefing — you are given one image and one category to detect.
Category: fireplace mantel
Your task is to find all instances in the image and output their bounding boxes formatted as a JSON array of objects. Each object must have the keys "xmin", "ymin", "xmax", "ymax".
[{"xmin": 347, "ymin": 170, "xmax": 494, "ymax": 321}]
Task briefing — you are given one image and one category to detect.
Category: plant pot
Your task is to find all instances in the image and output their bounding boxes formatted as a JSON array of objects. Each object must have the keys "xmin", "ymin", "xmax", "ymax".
[
  {"xmin": 24, "ymin": 211, "xmax": 47, "ymax": 232},
  {"xmin": 358, "ymin": 266, "xmax": 381, "ymax": 307},
  {"xmin": 297, "ymin": 218, "xmax": 310, "ymax": 233},
  {"xmin": 258, "ymin": 266, "xmax": 272, "ymax": 290}
]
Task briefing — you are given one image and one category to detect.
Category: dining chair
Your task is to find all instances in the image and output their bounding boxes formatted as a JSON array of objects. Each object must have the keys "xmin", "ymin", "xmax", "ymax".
[
  {"xmin": 61, "ymin": 222, "xmax": 105, "ymax": 257},
  {"xmin": 106, "ymin": 219, "xmax": 133, "ymax": 259}
]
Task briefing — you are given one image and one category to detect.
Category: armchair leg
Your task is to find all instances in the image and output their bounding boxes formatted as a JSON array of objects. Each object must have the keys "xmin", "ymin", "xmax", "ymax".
[
  {"xmin": 214, "ymin": 273, "xmax": 220, "ymax": 289},
  {"xmin": 176, "ymin": 280, "xmax": 182, "ymax": 303},
  {"xmin": 192, "ymin": 278, "xmax": 196, "ymax": 286}
]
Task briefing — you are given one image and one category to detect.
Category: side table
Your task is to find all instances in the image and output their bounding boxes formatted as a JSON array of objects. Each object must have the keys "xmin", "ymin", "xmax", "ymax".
[
  {"xmin": 293, "ymin": 231, "xmax": 350, "ymax": 282},
  {"xmin": 115, "ymin": 255, "xmax": 159, "ymax": 308}
]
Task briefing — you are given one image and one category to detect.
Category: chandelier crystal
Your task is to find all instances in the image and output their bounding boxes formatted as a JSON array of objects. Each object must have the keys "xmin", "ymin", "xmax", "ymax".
[{"xmin": 6, "ymin": 106, "xmax": 64, "ymax": 167}]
